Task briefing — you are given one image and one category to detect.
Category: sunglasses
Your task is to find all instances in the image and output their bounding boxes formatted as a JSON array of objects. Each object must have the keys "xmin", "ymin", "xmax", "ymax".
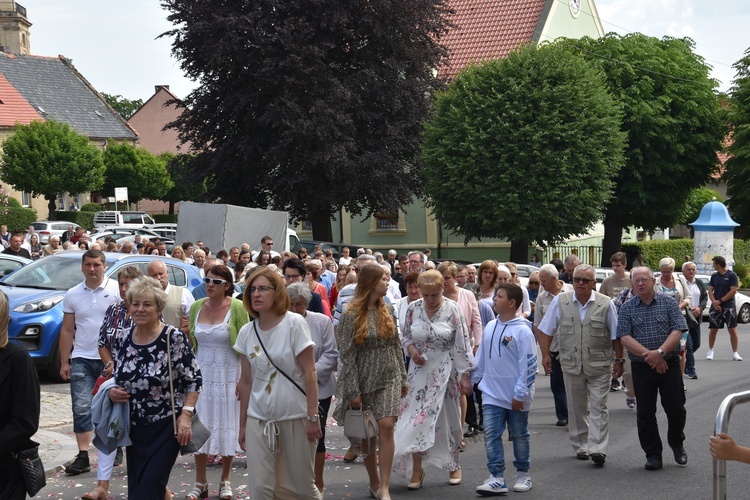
[
  {"xmin": 204, "ymin": 277, "xmax": 229, "ymax": 285},
  {"xmin": 572, "ymin": 277, "xmax": 595, "ymax": 284}
]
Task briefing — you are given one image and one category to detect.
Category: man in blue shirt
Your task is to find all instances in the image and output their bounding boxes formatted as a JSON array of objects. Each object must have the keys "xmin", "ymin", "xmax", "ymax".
[
  {"xmin": 706, "ymin": 255, "xmax": 742, "ymax": 361},
  {"xmin": 616, "ymin": 266, "xmax": 688, "ymax": 471}
]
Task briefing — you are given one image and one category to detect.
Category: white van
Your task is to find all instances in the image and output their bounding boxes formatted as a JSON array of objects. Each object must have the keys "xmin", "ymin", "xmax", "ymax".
[{"xmin": 93, "ymin": 211, "xmax": 155, "ymax": 228}]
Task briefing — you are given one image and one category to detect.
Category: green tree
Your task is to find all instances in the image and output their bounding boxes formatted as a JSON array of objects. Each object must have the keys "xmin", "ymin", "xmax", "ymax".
[
  {"xmin": 677, "ymin": 187, "xmax": 723, "ymax": 236},
  {"xmin": 421, "ymin": 44, "xmax": 626, "ymax": 262},
  {"xmin": 0, "ymin": 120, "xmax": 104, "ymax": 219},
  {"xmin": 558, "ymin": 34, "xmax": 726, "ymax": 266},
  {"xmin": 161, "ymin": 0, "xmax": 452, "ymax": 241},
  {"xmin": 160, "ymin": 152, "xmax": 209, "ymax": 214},
  {"xmin": 102, "ymin": 141, "xmax": 173, "ymax": 204},
  {"xmin": 101, "ymin": 93, "xmax": 144, "ymax": 120},
  {"xmin": 724, "ymin": 49, "xmax": 750, "ymax": 229}
]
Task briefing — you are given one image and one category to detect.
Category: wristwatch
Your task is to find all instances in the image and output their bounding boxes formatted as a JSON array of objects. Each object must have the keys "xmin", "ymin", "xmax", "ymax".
[
  {"xmin": 306, "ymin": 414, "xmax": 319, "ymax": 423},
  {"xmin": 614, "ymin": 358, "xmax": 626, "ymax": 364},
  {"xmin": 181, "ymin": 406, "xmax": 195, "ymax": 415},
  {"xmin": 657, "ymin": 348, "xmax": 666, "ymax": 358}
]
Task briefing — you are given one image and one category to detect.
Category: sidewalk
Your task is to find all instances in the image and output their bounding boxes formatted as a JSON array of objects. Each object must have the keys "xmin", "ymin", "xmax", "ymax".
[{"xmin": 36, "ymin": 390, "xmax": 78, "ymax": 474}]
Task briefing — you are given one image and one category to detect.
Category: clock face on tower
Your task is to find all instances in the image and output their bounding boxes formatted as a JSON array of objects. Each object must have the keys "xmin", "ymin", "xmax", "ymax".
[{"xmin": 570, "ymin": 0, "xmax": 581, "ymax": 16}]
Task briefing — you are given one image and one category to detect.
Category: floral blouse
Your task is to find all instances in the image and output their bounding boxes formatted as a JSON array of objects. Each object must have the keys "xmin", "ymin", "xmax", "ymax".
[
  {"xmin": 337, "ymin": 307, "xmax": 407, "ymax": 403},
  {"xmin": 98, "ymin": 300, "xmax": 133, "ymax": 355},
  {"xmin": 112, "ymin": 324, "xmax": 202, "ymax": 426}
]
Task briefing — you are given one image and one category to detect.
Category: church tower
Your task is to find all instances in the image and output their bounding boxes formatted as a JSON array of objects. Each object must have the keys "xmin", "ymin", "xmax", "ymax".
[{"xmin": 0, "ymin": 1, "xmax": 30, "ymax": 54}]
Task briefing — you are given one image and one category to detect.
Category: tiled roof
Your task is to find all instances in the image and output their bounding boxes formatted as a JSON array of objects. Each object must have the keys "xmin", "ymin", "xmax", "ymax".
[
  {"xmin": 440, "ymin": 0, "xmax": 548, "ymax": 80},
  {"xmin": 0, "ymin": 53, "xmax": 136, "ymax": 140},
  {"xmin": 0, "ymin": 73, "xmax": 42, "ymax": 126}
]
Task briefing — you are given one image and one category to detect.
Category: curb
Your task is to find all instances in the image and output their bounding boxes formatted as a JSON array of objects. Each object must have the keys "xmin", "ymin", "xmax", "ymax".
[{"xmin": 34, "ymin": 428, "xmax": 79, "ymax": 475}]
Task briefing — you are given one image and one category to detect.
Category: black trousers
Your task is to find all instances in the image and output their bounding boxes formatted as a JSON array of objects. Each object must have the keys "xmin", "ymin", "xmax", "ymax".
[
  {"xmin": 127, "ymin": 416, "xmax": 179, "ymax": 500},
  {"xmin": 465, "ymin": 384, "xmax": 483, "ymax": 428},
  {"xmin": 550, "ymin": 352, "xmax": 568, "ymax": 421},
  {"xmin": 631, "ymin": 357, "xmax": 686, "ymax": 458}
]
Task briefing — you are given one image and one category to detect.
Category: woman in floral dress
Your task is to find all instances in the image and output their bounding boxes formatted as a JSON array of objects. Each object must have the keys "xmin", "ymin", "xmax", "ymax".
[{"xmin": 393, "ymin": 270, "xmax": 475, "ymax": 489}]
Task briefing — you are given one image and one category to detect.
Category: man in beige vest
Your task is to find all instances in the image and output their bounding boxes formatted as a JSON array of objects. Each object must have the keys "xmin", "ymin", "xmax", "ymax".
[
  {"xmin": 147, "ymin": 259, "xmax": 194, "ymax": 333},
  {"xmin": 538, "ymin": 264, "xmax": 623, "ymax": 465}
]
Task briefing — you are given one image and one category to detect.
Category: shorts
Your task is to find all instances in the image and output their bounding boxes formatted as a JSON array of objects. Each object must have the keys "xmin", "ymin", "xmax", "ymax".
[
  {"xmin": 709, "ymin": 306, "xmax": 738, "ymax": 330},
  {"xmin": 70, "ymin": 357, "xmax": 104, "ymax": 433}
]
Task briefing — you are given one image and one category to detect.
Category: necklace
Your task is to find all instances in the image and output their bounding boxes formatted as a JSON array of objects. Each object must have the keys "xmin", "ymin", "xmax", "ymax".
[
  {"xmin": 204, "ymin": 298, "xmax": 228, "ymax": 325},
  {"xmin": 424, "ymin": 298, "xmax": 444, "ymax": 313}
]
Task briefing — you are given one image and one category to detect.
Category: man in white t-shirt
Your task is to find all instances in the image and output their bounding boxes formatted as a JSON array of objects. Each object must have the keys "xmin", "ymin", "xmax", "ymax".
[{"xmin": 59, "ymin": 250, "xmax": 120, "ymax": 475}]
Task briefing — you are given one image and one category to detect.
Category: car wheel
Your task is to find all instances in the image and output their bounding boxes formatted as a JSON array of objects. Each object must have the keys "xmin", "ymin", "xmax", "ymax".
[
  {"xmin": 740, "ymin": 304, "xmax": 750, "ymax": 324},
  {"xmin": 46, "ymin": 340, "xmax": 66, "ymax": 383}
]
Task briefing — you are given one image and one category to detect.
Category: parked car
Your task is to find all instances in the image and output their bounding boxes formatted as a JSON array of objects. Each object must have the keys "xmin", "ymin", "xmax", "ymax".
[
  {"xmin": 674, "ymin": 272, "xmax": 750, "ymax": 324},
  {"xmin": 146, "ymin": 223, "xmax": 177, "ymax": 241},
  {"xmin": 93, "ymin": 210, "xmax": 156, "ymax": 228},
  {"xmin": 1, "ymin": 252, "xmax": 202, "ymax": 382},
  {"xmin": 30, "ymin": 221, "xmax": 84, "ymax": 244},
  {"xmin": 0, "ymin": 254, "xmax": 32, "ymax": 277},
  {"xmin": 91, "ymin": 226, "xmax": 163, "ymax": 238}
]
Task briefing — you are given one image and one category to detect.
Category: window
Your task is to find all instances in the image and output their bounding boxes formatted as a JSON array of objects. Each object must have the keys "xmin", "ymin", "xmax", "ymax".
[
  {"xmin": 21, "ymin": 191, "xmax": 31, "ymax": 207},
  {"xmin": 369, "ymin": 209, "xmax": 406, "ymax": 234}
]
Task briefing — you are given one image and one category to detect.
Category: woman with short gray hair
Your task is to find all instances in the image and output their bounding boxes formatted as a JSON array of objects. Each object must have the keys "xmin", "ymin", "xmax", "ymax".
[{"xmin": 287, "ymin": 282, "xmax": 338, "ymax": 494}]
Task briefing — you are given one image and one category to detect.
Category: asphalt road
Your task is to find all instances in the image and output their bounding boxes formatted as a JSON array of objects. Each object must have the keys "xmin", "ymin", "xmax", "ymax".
[{"xmin": 36, "ymin": 323, "xmax": 750, "ymax": 499}]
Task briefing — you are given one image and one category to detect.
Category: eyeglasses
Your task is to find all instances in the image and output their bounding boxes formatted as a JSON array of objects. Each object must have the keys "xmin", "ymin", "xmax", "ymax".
[
  {"xmin": 284, "ymin": 274, "xmax": 302, "ymax": 281},
  {"xmin": 572, "ymin": 277, "xmax": 595, "ymax": 284},
  {"xmin": 248, "ymin": 286, "xmax": 276, "ymax": 294},
  {"xmin": 263, "ymin": 242, "xmax": 273, "ymax": 246},
  {"xmin": 529, "ymin": 281, "xmax": 540, "ymax": 285},
  {"xmin": 633, "ymin": 278, "xmax": 653, "ymax": 284},
  {"xmin": 204, "ymin": 277, "xmax": 229, "ymax": 285}
]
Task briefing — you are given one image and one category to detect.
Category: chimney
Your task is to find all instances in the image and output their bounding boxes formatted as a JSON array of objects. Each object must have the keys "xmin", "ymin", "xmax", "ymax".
[{"xmin": 155, "ymin": 85, "xmax": 170, "ymax": 93}]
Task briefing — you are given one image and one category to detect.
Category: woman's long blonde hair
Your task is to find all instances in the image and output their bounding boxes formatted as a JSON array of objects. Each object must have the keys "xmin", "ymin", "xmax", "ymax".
[{"xmin": 347, "ymin": 265, "xmax": 395, "ymax": 345}]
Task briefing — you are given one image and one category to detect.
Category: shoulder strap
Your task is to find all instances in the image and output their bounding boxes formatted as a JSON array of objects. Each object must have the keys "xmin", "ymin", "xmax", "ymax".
[{"xmin": 253, "ymin": 321, "xmax": 307, "ymax": 397}]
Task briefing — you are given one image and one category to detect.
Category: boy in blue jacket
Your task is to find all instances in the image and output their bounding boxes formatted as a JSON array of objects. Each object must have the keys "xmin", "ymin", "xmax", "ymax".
[{"xmin": 473, "ymin": 283, "xmax": 537, "ymax": 495}]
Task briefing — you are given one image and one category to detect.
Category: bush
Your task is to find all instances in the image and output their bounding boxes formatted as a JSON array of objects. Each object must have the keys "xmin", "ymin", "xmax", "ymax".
[
  {"xmin": 0, "ymin": 206, "xmax": 38, "ymax": 231},
  {"xmin": 80, "ymin": 202, "xmax": 101, "ymax": 212},
  {"xmin": 6, "ymin": 197, "xmax": 21, "ymax": 208},
  {"xmin": 153, "ymin": 213, "xmax": 178, "ymax": 223},
  {"xmin": 621, "ymin": 240, "xmax": 696, "ymax": 270},
  {"xmin": 54, "ymin": 211, "xmax": 95, "ymax": 231}
]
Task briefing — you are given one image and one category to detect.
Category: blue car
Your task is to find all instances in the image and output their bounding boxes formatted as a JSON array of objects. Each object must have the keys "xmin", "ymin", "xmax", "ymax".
[{"xmin": 0, "ymin": 252, "xmax": 202, "ymax": 382}]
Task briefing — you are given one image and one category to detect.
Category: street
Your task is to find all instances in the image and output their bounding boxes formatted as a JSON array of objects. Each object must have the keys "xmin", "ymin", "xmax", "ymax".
[{"xmin": 34, "ymin": 324, "xmax": 750, "ymax": 499}]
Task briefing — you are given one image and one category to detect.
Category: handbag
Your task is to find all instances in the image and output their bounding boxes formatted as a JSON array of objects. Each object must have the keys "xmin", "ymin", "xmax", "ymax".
[
  {"xmin": 343, "ymin": 404, "xmax": 379, "ymax": 441},
  {"xmin": 253, "ymin": 322, "xmax": 325, "ymax": 418},
  {"xmin": 166, "ymin": 326, "xmax": 211, "ymax": 455},
  {"xmin": 11, "ymin": 441, "xmax": 46, "ymax": 496}
]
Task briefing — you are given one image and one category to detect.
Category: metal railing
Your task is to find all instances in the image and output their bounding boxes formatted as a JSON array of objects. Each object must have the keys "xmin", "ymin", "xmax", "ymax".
[{"xmin": 713, "ymin": 390, "xmax": 750, "ymax": 499}]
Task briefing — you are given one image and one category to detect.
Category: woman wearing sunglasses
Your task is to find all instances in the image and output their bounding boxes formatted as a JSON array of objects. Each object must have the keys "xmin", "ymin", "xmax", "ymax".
[{"xmin": 186, "ymin": 265, "xmax": 250, "ymax": 500}]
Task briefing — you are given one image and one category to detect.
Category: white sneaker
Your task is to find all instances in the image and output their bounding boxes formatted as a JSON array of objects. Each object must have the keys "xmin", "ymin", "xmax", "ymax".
[
  {"xmin": 734, "ymin": 352, "xmax": 743, "ymax": 361},
  {"xmin": 514, "ymin": 472, "xmax": 532, "ymax": 492},
  {"xmin": 706, "ymin": 349, "xmax": 714, "ymax": 360},
  {"xmin": 476, "ymin": 475, "xmax": 508, "ymax": 495}
]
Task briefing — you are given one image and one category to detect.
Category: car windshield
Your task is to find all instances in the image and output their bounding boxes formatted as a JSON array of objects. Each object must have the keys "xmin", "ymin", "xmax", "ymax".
[{"xmin": 2, "ymin": 257, "xmax": 113, "ymax": 290}]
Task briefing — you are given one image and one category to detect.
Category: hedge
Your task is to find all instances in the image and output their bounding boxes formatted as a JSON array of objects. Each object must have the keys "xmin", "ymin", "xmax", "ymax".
[
  {"xmin": 80, "ymin": 202, "xmax": 101, "ymax": 212},
  {"xmin": 0, "ymin": 206, "xmax": 38, "ymax": 231},
  {"xmin": 54, "ymin": 211, "xmax": 95, "ymax": 231},
  {"xmin": 153, "ymin": 214, "xmax": 178, "ymax": 223}
]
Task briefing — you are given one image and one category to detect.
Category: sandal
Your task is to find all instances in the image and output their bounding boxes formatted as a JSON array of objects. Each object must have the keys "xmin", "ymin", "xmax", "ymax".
[
  {"xmin": 219, "ymin": 481, "xmax": 233, "ymax": 500},
  {"xmin": 81, "ymin": 486, "xmax": 108, "ymax": 500},
  {"xmin": 185, "ymin": 482, "xmax": 208, "ymax": 500}
]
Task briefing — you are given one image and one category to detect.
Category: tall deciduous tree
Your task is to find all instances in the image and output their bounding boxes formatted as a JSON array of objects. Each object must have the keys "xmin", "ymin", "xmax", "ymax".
[
  {"xmin": 421, "ymin": 44, "xmax": 626, "ymax": 262},
  {"xmin": 102, "ymin": 141, "xmax": 173, "ymax": 204},
  {"xmin": 558, "ymin": 34, "xmax": 725, "ymax": 266},
  {"xmin": 724, "ymin": 49, "xmax": 750, "ymax": 231},
  {"xmin": 161, "ymin": 152, "xmax": 210, "ymax": 214},
  {"xmin": 161, "ymin": 0, "xmax": 452, "ymax": 241},
  {"xmin": 101, "ymin": 93, "xmax": 144, "ymax": 120},
  {"xmin": 0, "ymin": 120, "xmax": 104, "ymax": 219}
]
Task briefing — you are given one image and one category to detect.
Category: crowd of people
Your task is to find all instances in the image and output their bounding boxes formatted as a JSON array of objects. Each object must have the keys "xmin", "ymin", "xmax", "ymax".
[{"xmin": 2, "ymin": 232, "xmax": 749, "ymax": 499}]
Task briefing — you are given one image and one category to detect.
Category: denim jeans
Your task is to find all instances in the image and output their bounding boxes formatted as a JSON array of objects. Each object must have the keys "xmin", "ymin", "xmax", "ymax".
[
  {"xmin": 70, "ymin": 357, "xmax": 104, "ymax": 433},
  {"xmin": 482, "ymin": 404, "xmax": 530, "ymax": 476}
]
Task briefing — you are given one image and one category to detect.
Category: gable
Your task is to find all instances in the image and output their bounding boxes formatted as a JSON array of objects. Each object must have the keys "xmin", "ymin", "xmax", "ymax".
[
  {"xmin": 0, "ymin": 73, "xmax": 42, "ymax": 126},
  {"xmin": 0, "ymin": 53, "xmax": 137, "ymax": 140},
  {"xmin": 536, "ymin": 0, "xmax": 604, "ymax": 45}
]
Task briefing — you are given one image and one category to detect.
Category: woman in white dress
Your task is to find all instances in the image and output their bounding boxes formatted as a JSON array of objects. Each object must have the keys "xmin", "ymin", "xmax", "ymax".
[
  {"xmin": 394, "ymin": 270, "xmax": 475, "ymax": 489},
  {"xmin": 186, "ymin": 265, "xmax": 250, "ymax": 500}
]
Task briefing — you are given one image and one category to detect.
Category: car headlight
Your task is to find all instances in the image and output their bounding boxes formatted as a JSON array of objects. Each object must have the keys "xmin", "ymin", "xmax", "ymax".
[{"xmin": 13, "ymin": 295, "xmax": 65, "ymax": 313}]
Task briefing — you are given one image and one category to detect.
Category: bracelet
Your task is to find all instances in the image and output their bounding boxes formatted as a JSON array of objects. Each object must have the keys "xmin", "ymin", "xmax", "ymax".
[
  {"xmin": 614, "ymin": 358, "xmax": 626, "ymax": 364},
  {"xmin": 104, "ymin": 361, "xmax": 113, "ymax": 369}
]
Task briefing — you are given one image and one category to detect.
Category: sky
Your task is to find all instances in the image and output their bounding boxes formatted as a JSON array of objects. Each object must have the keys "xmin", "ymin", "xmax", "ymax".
[{"xmin": 24, "ymin": 0, "xmax": 750, "ymax": 102}]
